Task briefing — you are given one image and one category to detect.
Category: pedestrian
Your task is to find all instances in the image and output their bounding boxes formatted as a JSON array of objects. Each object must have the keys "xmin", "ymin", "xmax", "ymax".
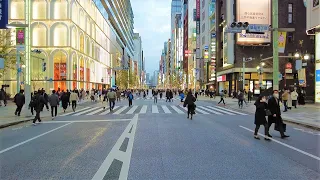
[
  {"xmin": 160, "ymin": 91, "xmax": 163, "ymax": 99},
  {"xmin": 0, "ymin": 88, "xmax": 5, "ymax": 107},
  {"xmin": 116, "ymin": 90, "xmax": 121, "ymax": 101},
  {"xmin": 128, "ymin": 91, "xmax": 134, "ymax": 106},
  {"xmin": 281, "ymin": 89, "xmax": 289, "ymax": 112},
  {"xmin": 248, "ymin": 90, "xmax": 253, "ymax": 103},
  {"xmin": 287, "ymin": 90, "xmax": 292, "ymax": 110},
  {"xmin": 70, "ymin": 90, "xmax": 78, "ymax": 112},
  {"xmin": 291, "ymin": 89, "xmax": 298, "ymax": 108},
  {"xmin": 61, "ymin": 91, "xmax": 69, "ymax": 112},
  {"xmin": 42, "ymin": 89, "xmax": 50, "ymax": 111},
  {"xmin": 238, "ymin": 90, "xmax": 244, "ymax": 109},
  {"xmin": 48, "ymin": 90, "xmax": 59, "ymax": 119},
  {"xmin": 32, "ymin": 90, "xmax": 45, "ymax": 125},
  {"xmin": 267, "ymin": 90, "xmax": 290, "ymax": 139},
  {"xmin": 218, "ymin": 90, "xmax": 225, "ymax": 105},
  {"xmin": 153, "ymin": 89, "xmax": 158, "ymax": 103},
  {"xmin": 253, "ymin": 95, "xmax": 271, "ymax": 140},
  {"xmin": 179, "ymin": 91, "xmax": 185, "ymax": 102},
  {"xmin": 183, "ymin": 90, "xmax": 196, "ymax": 120},
  {"xmin": 195, "ymin": 91, "xmax": 198, "ymax": 100},
  {"xmin": 29, "ymin": 92, "xmax": 35, "ymax": 115},
  {"xmin": 105, "ymin": 89, "xmax": 116, "ymax": 111},
  {"xmin": 13, "ymin": 89, "xmax": 25, "ymax": 116},
  {"xmin": 169, "ymin": 90, "xmax": 173, "ymax": 102}
]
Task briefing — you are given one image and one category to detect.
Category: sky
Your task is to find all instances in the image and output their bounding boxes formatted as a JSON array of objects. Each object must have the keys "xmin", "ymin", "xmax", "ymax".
[{"xmin": 131, "ymin": 0, "xmax": 171, "ymax": 74}]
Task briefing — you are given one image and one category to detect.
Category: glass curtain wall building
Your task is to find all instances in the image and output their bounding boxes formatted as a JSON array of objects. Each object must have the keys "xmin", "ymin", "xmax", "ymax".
[{"xmin": 4, "ymin": 0, "xmax": 127, "ymax": 94}]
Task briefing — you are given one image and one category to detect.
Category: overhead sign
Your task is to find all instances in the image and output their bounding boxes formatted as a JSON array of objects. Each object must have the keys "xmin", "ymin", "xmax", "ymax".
[
  {"xmin": 0, "ymin": 0, "xmax": 8, "ymax": 29},
  {"xmin": 248, "ymin": 24, "xmax": 270, "ymax": 33}
]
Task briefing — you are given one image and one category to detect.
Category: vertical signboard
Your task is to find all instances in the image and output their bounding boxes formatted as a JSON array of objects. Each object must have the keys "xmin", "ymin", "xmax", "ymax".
[
  {"xmin": 316, "ymin": 62, "xmax": 320, "ymax": 103},
  {"xmin": 278, "ymin": 32, "xmax": 287, "ymax": 53},
  {"xmin": 0, "ymin": 0, "xmax": 8, "ymax": 29},
  {"xmin": 16, "ymin": 28, "xmax": 26, "ymax": 51},
  {"xmin": 196, "ymin": 0, "xmax": 200, "ymax": 20}
]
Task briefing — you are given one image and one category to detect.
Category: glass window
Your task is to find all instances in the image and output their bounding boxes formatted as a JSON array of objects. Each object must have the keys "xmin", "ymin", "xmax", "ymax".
[
  {"xmin": 202, "ymin": 0, "xmax": 206, "ymax": 8},
  {"xmin": 288, "ymin": 3, "xmax": 293, "ymax": 13},
  {"xmin": 288, "ymin": 14, "xmax": 293, "ymax": 23},
  {"xmin": 202, "ymin": 11, "xmax": 205, "ymax": 21}
]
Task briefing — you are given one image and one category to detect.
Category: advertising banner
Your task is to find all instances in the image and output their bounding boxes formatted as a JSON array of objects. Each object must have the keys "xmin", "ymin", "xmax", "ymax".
[
  {"xmin": 278, "ymin": 32, "xmax": 287, "ymax": 53},
  {"xmin": 236, "ymin": 0, "xmax": 271, "ymax": 44},
  {"xmin": 0, "ymin": 0, "xmax": 8, "ymax": 29},
  {"xmin": 196, "ymin": 0, "xmax": 200, "ymax": 20},
  {"xmin": 298, "ymin": 68, "xmax": 306, "ymax": 87},
  {"xmin": 316, "ymin": 62, "xmax": 320, "ymax": 103}
]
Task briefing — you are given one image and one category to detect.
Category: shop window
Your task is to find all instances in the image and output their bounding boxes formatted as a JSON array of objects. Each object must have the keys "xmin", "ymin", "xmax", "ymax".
[
  {"xmin": 288, "ymin": 3, "xmax": 293, "ymax": 24},
  {"xmin": 52, "ymin": 24, "xmax": 67, "ymax": 46},
  {"xmin": 80, "ymin": 58, "xmax": 85, "ymax": 89},
  {"xmin": 52, "ymin": 0, "xmax": 68, "ymax": 19},
  {"xmin": 80, "ymin": 34, "xmax": 84, "ymax": 52},
  {"xmin": 32, "ymin": 1, "xmax": 47, "ymax": 19},
  {"xmin": 32, "ymin": 24, "xmax": 47, "ymax": 46},
  {"xmin": 10, "ymin": 1, "xmax": 25, "ymax": 19},
  {"xmin": 72, "ymin": 55, "xmax": 77, "ymax": 89},
  {"xmin": 53, "ymin": 51, "xmax": 67, "ymax": 91}
]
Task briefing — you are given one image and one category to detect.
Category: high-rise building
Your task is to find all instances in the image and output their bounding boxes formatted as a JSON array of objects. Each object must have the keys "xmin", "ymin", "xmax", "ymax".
[
  {"xmin": 133, "ymin": 33, "xmax": 142, "ymax": 86},
  {"xmin": 171, "ymin": 0, "xmax": 182, "ymax": 72},
  {"xmin": 2, "ymin": 0, "xmax": 135, "ymax": 95}
]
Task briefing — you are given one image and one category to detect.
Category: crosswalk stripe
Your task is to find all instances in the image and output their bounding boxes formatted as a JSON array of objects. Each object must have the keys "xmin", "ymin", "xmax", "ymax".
[
  {"xmin": 59, "ymin": 107, "xmax": 91, "ymax": 116},
  {"xmin": 179, "ymin": 105, "xmax": 188, "ymax": 111},
  {"xmin": 171, "ymin": 105, "xmax": 184, "ymax": 114},
  {"xmin": 161, "ymin": 105, "xmax": 171, "ymax": 113},
  {"xmin": 214, "ymin": 106, "xmax": 248, "ymax": 115},
  {"xmin": 152, "ymin": 105, "xmax": 159, "ymax": 113},
  {"xmin": 197, "ymin": 106, "xmax": 222, "ymax": 115},
  {"xmin": 139, "ymin": 105, "xmax": 147, "ymax": 113},
  {"xmin": 99, "ymin": 106, "xmax": 119, "ymax": 115},
  {"xmin": 113, "ymin": 106, "xmax": 128, "ymax": 114},
  {"xmin": 195, "ymin": 107, "xmax": 210, "ymax": 114},
  {"xmin": 72, "ymin": 106, "xmax": 101, "ymax": 116},
  {"xmin": 126, "ymin": 106, "xmax": 138, "ymax": 114},
  {"xmin": 87, "ymin": 107, "xmax": 106, "ymax": 115},
  {"xmin": 206, "ymin": 106, "xmax": 235, "ymax": 115}
]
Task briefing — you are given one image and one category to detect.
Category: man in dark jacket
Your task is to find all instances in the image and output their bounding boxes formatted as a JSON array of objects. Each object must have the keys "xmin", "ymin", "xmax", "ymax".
[
  {"xmin": 14, "ymin": 90, "xmax": 25, "ymax": 116},
  {"xmin": 267, "ymin": 90, "xmax": 289, "ymax": 138},
  {"xmin": 33, "ymin": 90, "xmax": 46, "ymax": 125},
  {"xmin": 0, "ymin": 88, "xmax": 5, "ymax": 106},
  {"xmin": 48, "ymin": 90, "xmax": 59, "ymax": 119}
]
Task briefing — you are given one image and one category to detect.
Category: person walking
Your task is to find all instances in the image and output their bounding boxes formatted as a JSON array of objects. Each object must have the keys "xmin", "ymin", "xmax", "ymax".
[
  {"xmin": 61, "ymin": 91, "xmax": 69, "ymax": 113},
  {"xmin": 70, "ymin": 90, "xmax": 78, "ymax": 112},
  {"xmin": 0, "ymin": 88, "xmax": 5, "ymax": 107},
  {"xmin": 29, "ymin": 92, "xmax": 36, "ymax": 115},
  {"xmin": 13, "ymin": 89, "xmax": 25, "ymax": 116},
  {"xmin": 32, "ymin": 90, "xmax": 45, "ymax": 125},
  {"xmin": 287, "ymin": 90, "xmax": 292, "ymax": 110},
  {"xmin": 179, "ymin": 91, "xmax": 185, "ymax": 102},
  {"xmin": 217, "ymin": 90, "xmax": 226, "ymax": 105},
  {"xmin": 238, "ymin": 90, "xmax": 244, "ymax": 109},
  {"xmin": 128, "ymin": 91, "xmax": 134, "ymax": 106},
  {"xmin": 105, "ymin": 89, "xmax": 116, "ymax": 111},
  {"xmin": 153, "ymin": 89, "xmax": 158, "ymax": 104},
  {"xmin": 169, "ymin": 90, "xmax": 173, "ymax": 102},
  {"xmin": 42, "ymin": 89, "xmax": 50, "ymax": 111},
  {"xmin": 281, "ymin": 89, "xmax": 289, "ymax": 112},
  {"xmin": 48, "ymin": 90, "xmax": 59, "ymax": 119},
  {"xmin": 116, "ymin": 90, "xmax": 121, "ymax": 102},
  {"xmin": 248, "ymin": 90, "xmax": 253, "ymax": 103},
  {"xmin": 253, "ymin": 95, "xmax": 271, "ymax": 140},
  {"xmin": 291, "ymin": 89, "xmax": 298, "ymax": 108},
  {"xmin": 183, "ymin": 90, "xmax": 196, "ymax": 120},
  {"xmin": 267, "ymin": 90, "xmax": 290, "ymax": 139}
]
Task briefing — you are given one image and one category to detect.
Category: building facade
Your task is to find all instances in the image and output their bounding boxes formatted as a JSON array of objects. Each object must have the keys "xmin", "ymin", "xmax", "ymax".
[
  {"xmin": 2, "ymin": 0, "xmax": 134, "ymax": 95},
  {"xmin": 133, "ymin": 32, "xmax": 142, "ymax": 86},
  {"xmin": 215, "ymin": 0, "xmax": 315, "ymax": 98}
]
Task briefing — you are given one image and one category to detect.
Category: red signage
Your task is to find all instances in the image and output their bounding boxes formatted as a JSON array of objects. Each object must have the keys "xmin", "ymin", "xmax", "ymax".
[
  {"xmin": 286, "ymin": 63, "xmax": 292, "ymax": 69},
  {"xmin": 196, "ymin": 0, "xmax": 200, "ymax": 20},
  {"xmin": 217, "ymin": 75, "xmax": 226, "ymax": 82}
]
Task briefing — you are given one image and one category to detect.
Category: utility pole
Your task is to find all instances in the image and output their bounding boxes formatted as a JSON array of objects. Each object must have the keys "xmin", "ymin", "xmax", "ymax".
[{"xmin": 272, "ymin": 0, "xmax": 279, "ymax": 91}]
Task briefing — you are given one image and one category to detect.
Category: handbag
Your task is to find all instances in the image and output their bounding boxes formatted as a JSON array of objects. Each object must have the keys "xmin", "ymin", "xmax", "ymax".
[
  {"xmin": 265, "ymin": 109, "xmax": 272, "ymax": 116},
  {"xmin": 274, "ymin": 123, "xmax": 286, "ymax": 132}
]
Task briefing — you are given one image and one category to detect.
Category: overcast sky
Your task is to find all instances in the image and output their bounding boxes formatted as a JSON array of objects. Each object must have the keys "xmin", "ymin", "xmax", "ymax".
[{"xmin": 131, "ymin": 0, "xmax": 171, "ymax": 74}]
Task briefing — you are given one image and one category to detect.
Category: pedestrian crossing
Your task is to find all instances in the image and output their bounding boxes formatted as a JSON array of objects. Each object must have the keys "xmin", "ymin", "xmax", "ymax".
[{"xmin": 60, "ymin": 105, "xmax": 248, "ymax": 116}]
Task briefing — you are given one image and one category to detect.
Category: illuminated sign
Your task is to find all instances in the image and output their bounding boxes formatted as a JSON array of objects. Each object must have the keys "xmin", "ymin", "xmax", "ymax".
[
  {"xmin": 217, "ymin": 75, "xmax": 226, "ymax": 82},
  {"xmin": 236, "ymin": 0, "xmax": 271, "ymax": 44},
  {"xmin": 196, "ymin": 0, "xmax": 200, "ymax": 20},
  {"xmin": 16, "ymin": 28, "xmax": 25, "ymax": 45},
  {"xmin": 316, "ymin": 62, "xmax": 320, "ymax": 102}
]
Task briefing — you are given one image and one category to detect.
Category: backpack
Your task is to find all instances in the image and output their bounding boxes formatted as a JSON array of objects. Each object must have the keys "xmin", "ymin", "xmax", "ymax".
[{"xmin": 129, "ymin": 94, "xmax": 133, "ymax": 100}]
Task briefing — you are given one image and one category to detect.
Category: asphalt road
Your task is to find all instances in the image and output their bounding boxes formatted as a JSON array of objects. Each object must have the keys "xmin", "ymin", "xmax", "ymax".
[{"xmin": 0, "ymin": 93, "xmax": 319, "ymax": 180}]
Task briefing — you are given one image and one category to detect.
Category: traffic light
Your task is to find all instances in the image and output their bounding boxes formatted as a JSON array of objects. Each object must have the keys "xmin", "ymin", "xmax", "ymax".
[
  {"xmin": 228, "ymin": 22, "xmax": 249, "ymax": 33},
  {"xmin": 32, "ymin": 49, "xmax": 42, "ymax": 54},
  {"xmin": 42, "ymin": 62, "xmax": 46, "ymax": 72}
]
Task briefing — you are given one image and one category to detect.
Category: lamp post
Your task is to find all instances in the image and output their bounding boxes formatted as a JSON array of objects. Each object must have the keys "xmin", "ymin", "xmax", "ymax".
[{"xmin": 257, "ymin": 62, "xmax": 265, "ymax": 94}]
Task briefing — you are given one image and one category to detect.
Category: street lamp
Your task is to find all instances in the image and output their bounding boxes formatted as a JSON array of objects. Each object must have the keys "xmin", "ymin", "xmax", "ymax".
[{"xmin": 257, "ymin": 62, "xmax": 265, "ymax": 94}]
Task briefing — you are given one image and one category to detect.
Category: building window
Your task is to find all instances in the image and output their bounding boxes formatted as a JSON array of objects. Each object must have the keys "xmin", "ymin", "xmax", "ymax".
[
  {"xmin": 202, "ymin": 23, "xmax": 205, "ymax": 33},
  {"xmin": 287, "ymin": 32, "xmax": 294, "ymax": 43},
  {"xmin": 288, "ymin": 3, "xmax": 293, "ymax": 23},
  {"xmin": 202, "ymin": 0, "xmax": 205, "ymax": 8},
  {"xmin": 202, "ymin": 36, "xmax": 205, "ymax": 45},
  {"xmin": 202, "ymin": 11, "xmax": 205, "ymax": 21}
]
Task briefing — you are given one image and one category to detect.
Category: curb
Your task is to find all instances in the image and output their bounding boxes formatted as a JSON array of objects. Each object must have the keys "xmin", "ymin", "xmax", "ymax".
[{"xmin": 0, "ymin": 118, "xmax": 33, "ymax": 129}]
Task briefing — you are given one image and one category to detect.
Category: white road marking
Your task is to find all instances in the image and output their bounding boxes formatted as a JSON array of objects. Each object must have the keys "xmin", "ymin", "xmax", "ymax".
[
  {"xmin": 59, "ymin": 107, "xmax": 91, "ymax": 116},
  {"xmin": 239, "ymin": 125, "xmax": 320, "ymax": 161},
  {"xmin": 113, "ymin": 106, "xmax": 128, "ymax": 115},
  {"xmin": 99, "ymin": 106, "xmax": 119, "ymax": 115},
  {"xmin": 0, "ymin": 122, "xmax": 72, "ymax": 154},
  {"xmin": 161, "ymin": 105, "xmax": 171, "ymax": 113},
  {"xmin": 197, "ymin": 106, "xmax": 222, "ymax": 115},
  {"xmin": 206, "ymin": 106, "xmax": 235, "ymax": 115},
  {"xmin": 72, "ymin": 107, "xmax": 101, "ymax": 116},
  {"xmin": 179, "ymin": 105, "xmax": 188, "ymax": 111},
  {"xmin": 92, "ymin": 114, "xmax": 139, "ymax": 180},
  {"xmin": 87, "ymin": 107, "xmax": 106, "ymax": 115},
  {"xmin": 126, "ymin": 106, "xmax": 138, "ymax": 114},
  {"xmin": 214, "ymin": 106, "xmax": 248, "ymax": 115},
  {"xmin": 42, "ymin": 119, "xmax": 131, "ymax": 123},
  {"xmin": 195, "ymin": 107, "xmax": 210, "ymax": 114},
  {"xmin": 293, "ymin": 128, "xmax": 320, "ymax": 135},
  {"xmin": 152, "ymin": 105, "xmax": 159, "ymax": 113},
  {"xmin": 139, "ymin": 105, "xmax": 147, "ymax": 114},
  {"xmin": 171, "ymin": 105, "xmax": 184, "ymax": 114}
]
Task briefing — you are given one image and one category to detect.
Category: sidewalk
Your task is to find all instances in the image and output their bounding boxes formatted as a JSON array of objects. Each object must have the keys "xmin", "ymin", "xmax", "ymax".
[
  {"xmin": 199, "ymin": 96, "xmax": 320, "ymax": 129},
  {"xmin": 0, "ymin": 99, "xmax": 93, "ymax": 128}
]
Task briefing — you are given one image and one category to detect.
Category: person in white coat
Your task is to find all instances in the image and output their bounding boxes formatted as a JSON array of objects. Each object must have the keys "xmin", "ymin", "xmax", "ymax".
[
  {"xmin": 291, "ymin": 89, "xmax": 298, "ymax": 108},
  {"xmin": 287, "ymin": 91, "xmax": 292, "ymax": 110}
]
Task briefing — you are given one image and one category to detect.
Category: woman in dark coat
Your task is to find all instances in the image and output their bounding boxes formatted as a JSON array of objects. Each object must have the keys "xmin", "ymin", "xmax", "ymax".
[
  {"xmin": 254, "ymin": 95, "xmax": 270, "ymax": 140},
  {"xmin": 183, "ymin": 90, "xmax": 196, "ymax": 120},
  {"xmin": 61, "ymin": 91, "xmax": 69, "ymax": 112}
]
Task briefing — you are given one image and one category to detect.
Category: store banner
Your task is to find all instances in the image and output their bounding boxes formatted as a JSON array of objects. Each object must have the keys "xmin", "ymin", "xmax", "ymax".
[
  {"xmin": 316, "ymin": 62, "xmax": 320, "ymax": 103},
  {"xmin": 278, "ymin": 32, "xmax": 287, "ymax": 53},
  {"xmin": 298, "ymin": 68, "xmax": 306, "ymax": 87},
  {"xmin": 0, "ymin": 0, "xmax": 8, "ymax": 29}
]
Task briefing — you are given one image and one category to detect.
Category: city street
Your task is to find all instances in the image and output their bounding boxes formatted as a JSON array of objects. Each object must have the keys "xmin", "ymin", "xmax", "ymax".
[{"xmin": 0, "ymin": 94, "xmax": 319, "ymax": 180}]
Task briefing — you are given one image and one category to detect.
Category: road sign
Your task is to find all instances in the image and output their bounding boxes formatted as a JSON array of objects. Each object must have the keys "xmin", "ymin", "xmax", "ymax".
[
  {"xmin": 248, "ymin": 24, "xmax": 270, "ymax": 33},
  {"xmin": 224, "ymin": 29, "xmax": 242, "ymax": 33}
]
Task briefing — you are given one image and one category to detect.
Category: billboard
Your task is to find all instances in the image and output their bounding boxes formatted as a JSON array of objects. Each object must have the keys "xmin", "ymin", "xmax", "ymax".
[
  {"xmin": 0, "ymin": 0, "xmax": 8, "ymax": 29},
  {"xmin": 236, "ymin": 0, "xmax": 271, "ymax": 44}
]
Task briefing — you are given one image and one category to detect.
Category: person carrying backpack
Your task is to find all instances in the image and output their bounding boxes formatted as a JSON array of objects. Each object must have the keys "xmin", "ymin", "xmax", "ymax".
[{"xmin": 128, "ymin": 91, "xmax": 134, "ymax": 107}]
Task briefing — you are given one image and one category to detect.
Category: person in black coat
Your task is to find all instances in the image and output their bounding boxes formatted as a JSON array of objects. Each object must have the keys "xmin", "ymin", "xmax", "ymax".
[
  {"xmin": 61, "ymin": 91, "xmax": 69, "ymax": 112},
  {"xmin": 32, "ymin": 90, "xmax": 46, "ymax": 125},
  {"xmin": 184, "ymin": 90, "xmax": 196, "ymax": 120},
  {"xmin": 254, "ymin": 95, "xmax": 270, "ymax": 140},
  {"xmin": 14, "ymin": 90, "xmax": 25, "ymax": 116},
  {"xmin": 267, "ymin": 90, "xmax": 290, "ymax": 139}
]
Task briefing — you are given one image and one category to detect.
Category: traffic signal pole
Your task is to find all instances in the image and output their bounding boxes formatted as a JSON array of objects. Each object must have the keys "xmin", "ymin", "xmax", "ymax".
[{"xmin": 272, "ymin": 0, "xmax": 279, "ymax": 91}]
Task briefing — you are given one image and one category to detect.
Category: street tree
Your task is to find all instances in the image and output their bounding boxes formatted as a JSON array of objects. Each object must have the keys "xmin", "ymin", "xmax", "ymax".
[{"xmin": 0, "ymin": 29, "xmax": 17, "ymax": 80}]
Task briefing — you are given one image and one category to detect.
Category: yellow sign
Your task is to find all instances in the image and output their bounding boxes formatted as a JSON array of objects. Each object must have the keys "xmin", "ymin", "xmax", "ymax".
[{"xmin": 278, "ymin": 32, "xmax": 287, "ymax": 53}]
